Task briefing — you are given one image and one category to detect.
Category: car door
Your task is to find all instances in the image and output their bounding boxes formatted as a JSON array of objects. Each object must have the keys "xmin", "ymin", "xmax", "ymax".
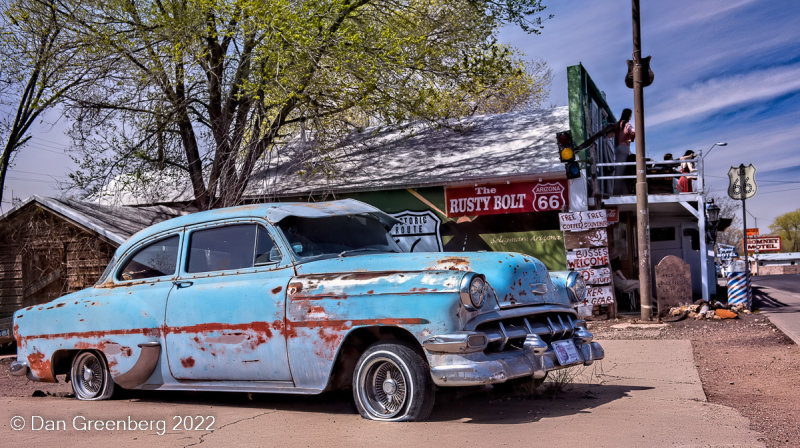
[
  {"xmin": 164, "ymin": 220, "xmax": 293, "ymax": 381},
  {"xmin": 97, "ymin": 232, "xmax": 182, "ymax": 383}
]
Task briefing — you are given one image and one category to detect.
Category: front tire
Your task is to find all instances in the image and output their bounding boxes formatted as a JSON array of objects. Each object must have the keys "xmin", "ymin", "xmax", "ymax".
[
  {"xmin": 70, "ymin": 351, "xmax": 115, "ymax": 400},
  {"xmin": 352, "ymin": 342, "xmax": 434, "ymax": 421}
]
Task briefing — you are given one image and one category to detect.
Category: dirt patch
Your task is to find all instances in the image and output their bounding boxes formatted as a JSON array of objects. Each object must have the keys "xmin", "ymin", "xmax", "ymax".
[
  {"xmin": 0, "ymin": 356, "xmax": 72, "ymax": 398},
  {"xmin": 589, "ymin": 313, "xmax": 800, "ymax": 448}
]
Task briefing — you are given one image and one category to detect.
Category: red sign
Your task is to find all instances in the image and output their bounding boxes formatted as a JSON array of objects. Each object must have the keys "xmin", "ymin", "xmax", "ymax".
[
  {"xmin": 746, "ymin": 236, "xmax": 781, "ymax": 252},
  {"xmin": 746, "ymin": 228, "xmax": 759, "ymax": 237},
  {"xmin": 445, "ymin": 180, "xmax": 567, "ymax": 217},
  {"xmin": 606, "ymin": 207, "xmax": 619, "ymax": 223}
]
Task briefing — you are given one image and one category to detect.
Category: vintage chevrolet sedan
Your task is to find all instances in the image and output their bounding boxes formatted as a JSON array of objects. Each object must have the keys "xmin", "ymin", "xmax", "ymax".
[{"xmin": 11, "ymin": 199, "xmax": 603, "ymax": 421}]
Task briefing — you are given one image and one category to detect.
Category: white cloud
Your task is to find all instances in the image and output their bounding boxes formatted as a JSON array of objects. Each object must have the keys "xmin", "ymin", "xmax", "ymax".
[{"xmin": 646, "ymin": 64, "xmax": 800, "ymax": 127}]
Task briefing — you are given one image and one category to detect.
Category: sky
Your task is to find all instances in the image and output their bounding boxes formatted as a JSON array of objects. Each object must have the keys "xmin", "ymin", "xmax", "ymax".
[
  {"xmin": 4, "ymin": 0, "xmax": 800, "ymax": 233},
  {"xmin": 499, "ymin": 0, "xmax": 800, "ymax": 233}
]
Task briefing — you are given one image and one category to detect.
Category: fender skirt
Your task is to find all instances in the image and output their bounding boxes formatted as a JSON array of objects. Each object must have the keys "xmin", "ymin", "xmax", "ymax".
[{"xmin": 112, "ymin": 342, "xmax": 161, "ymax": 389}]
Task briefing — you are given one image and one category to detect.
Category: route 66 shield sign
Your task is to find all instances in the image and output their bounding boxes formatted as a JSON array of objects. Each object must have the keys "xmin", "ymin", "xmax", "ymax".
[{"xmin": 728, "ymin": 164, "xmax": 757, "ymax": 200}]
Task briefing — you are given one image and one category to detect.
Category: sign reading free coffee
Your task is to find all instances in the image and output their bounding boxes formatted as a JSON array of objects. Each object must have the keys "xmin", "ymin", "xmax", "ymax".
[{"xmin": 445, "ymin": 180, "xmax": 568, "ymax": 217}]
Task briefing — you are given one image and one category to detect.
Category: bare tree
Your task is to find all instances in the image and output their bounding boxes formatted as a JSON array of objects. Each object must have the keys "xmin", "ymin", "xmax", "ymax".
[
  {"xmin": 57, "ymin": 0, "xmax": 552, "ymax": 209},
  {"xmin": 0, "ymin": 0, "xmax": 106, "ymax": 205}
]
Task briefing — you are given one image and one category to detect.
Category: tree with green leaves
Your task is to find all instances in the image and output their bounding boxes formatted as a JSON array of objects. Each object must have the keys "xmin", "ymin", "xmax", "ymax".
[
  {"xmin": 769, "ymin": 208, "xmax": 800, "ymax": 252},
  {"xmin": 54, "ymin": 0, "xmax": 552, "ymax": 209},
  {"xmin": 0, "ymin": 0, "xmax": 105, "ymax": 205}
]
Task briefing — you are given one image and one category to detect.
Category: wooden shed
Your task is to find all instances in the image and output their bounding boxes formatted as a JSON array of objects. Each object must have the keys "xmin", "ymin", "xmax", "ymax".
[{"xmin": 0, "ymin": 196, "xmax": 182, "ymax": 338}]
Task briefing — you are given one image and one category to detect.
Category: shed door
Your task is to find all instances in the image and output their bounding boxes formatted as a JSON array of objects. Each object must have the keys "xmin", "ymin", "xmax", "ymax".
[{"xmin": 165, "ymin": 223, "xmax": 292, "ymax": 382}]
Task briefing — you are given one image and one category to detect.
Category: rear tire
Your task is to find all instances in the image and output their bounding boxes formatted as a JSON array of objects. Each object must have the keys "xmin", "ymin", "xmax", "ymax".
[
  {"xmin": 352, "ymin": 342, "xmax": 434, "ymax": 421},
  {"xmin": 70, "ymin": 351, "xmax": 115, "ymax": 400}
]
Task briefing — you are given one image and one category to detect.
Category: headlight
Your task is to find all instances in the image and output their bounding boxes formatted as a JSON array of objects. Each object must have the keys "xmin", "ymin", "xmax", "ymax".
[
  {"xmin": 566, "ymin": 271, "xmax": 586, "ymax": 303},
  {"xmin": 459, "ymin": 273, "xmax": 488, "ymax": 310}
]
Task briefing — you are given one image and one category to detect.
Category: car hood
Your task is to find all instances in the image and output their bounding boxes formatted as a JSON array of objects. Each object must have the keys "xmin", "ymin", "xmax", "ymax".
[{"xmin": 295, "ymin": 252, "xmax": 571, "ymax": 308}]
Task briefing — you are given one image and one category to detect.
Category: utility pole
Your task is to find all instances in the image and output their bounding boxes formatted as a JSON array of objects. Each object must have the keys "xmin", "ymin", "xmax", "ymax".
[
  {"xmin": 739, "ymin": 165, "xmax": 752, "ymax": 304},
  {"xmin": 631, "ymin": 0, "xmax": 653, "ymax": 320}
]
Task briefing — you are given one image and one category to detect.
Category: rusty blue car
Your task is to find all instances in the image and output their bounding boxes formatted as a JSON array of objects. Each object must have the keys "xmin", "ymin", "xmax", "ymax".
[{"xmin": 11, "ymin": 199, "xmax": 603, "ymax": 421}]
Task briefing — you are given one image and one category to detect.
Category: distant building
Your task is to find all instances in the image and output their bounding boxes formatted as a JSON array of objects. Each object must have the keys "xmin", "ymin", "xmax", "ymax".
[{"xmin": 756, "ymin": 252, "xmax": 800, "ymax": 275}]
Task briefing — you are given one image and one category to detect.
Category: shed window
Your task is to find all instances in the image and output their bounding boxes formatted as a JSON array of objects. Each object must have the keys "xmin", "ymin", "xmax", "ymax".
[{"xmin": 118, "ymin": 236, "xmax": 179, "ymax": 281}]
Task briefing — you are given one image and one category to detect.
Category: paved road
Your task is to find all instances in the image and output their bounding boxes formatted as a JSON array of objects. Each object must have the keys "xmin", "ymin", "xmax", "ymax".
[
  {"xmin": 1, "ymin": 340, "xmax": 763, "ymax": 447},
  {"xmin": 752, "ymin": 273, "xmax": 800, "ymax": 344}
]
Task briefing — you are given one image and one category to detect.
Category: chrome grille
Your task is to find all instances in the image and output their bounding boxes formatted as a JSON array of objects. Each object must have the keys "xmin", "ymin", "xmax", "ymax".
[{"xmin": 475, "ymin": 312, "xmax": 579, "ymax": 352}]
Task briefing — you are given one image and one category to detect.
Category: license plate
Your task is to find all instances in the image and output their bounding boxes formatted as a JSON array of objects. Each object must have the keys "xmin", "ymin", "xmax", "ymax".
[{"xmin": 551, "ymin": 339, "xmax": 582, "ymax": 365}]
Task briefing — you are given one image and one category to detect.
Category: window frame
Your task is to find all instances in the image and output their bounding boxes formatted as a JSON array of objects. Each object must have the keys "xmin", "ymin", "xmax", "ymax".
[
  {"xmin": 114, "ymin": 232, "xmax": 183, "ymax": 284},
  {"xmin": 179, "ymin": 219, "xmax": 287, "ymax": 278}
]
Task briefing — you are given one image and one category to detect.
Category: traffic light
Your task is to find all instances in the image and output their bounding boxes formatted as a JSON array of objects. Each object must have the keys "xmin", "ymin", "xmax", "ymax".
[{"xmin": 556, "ymin": 131, "xmax": 581, "ymax": 179}]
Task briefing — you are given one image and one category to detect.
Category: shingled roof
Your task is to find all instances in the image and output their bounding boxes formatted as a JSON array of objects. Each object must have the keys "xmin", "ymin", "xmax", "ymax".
[
  {"xmin": 245, "ymin": 106, "xmax": 569, "ymax": 198},
  {"xmin": 0, "ymin": 196, "xmax": 185, "ymax": 245}
]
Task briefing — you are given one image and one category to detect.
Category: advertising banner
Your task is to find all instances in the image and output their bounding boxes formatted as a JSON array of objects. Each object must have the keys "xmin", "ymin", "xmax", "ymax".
[{"xmin": 445, "ymin": 180, "xmax": 568, "ymax": 217}]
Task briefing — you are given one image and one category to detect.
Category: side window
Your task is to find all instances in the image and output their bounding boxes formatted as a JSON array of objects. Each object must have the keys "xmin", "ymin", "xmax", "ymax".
[
  {"xmin": 187, "ymin": 224, "xmax": 279, "ymax": 273},
  {"xmin": 255, "ymin": 226, "xmax": 281, "ymax": 265},
  {"xmin": 118, "ymin": 236, "xmax": 179, "ymax": 281}
]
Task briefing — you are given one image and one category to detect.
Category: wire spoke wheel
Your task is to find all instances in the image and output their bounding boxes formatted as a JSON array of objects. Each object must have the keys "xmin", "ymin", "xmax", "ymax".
[
  {"xmin": 71, "ymin": 351, "xmax": 114, "ymax": 400},
  {"xmin": 361, "ymin": 357, "xmax": 408, "ymax": 419},
  {"xmin": 353, "ymin": 343, "xmax": 434, "ymax": 422}
]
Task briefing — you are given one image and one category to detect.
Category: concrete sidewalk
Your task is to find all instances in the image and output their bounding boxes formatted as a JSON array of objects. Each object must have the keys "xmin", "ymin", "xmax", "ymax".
[{"xmin": 1, "ymin": 339, "xmax": 764, "ymax": 447}]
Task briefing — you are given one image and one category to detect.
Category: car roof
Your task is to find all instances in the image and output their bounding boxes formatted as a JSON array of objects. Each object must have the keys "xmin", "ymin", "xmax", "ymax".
[{"xmin": 115, "ymin": 199, "xmax": 394, "ymax": 255}]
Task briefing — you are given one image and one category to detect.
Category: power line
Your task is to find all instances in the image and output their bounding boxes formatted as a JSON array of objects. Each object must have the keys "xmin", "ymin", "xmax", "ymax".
[{"xmin": 706, "ymin": 174, "xmax": 800, "ymax": 184}]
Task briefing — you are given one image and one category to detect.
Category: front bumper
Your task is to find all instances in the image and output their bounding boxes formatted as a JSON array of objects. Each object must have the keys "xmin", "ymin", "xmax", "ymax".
[
  {"xmin": 9, "ymin": 360, "xmax": 29, "ymax": 377},
  {"xmin": 426, "ymin": 335, "xmax": 604, "ymax": 387}
]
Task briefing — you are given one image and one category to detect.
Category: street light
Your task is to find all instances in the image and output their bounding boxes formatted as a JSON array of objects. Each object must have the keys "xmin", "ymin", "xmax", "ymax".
[
  {"xmin": 701, "ymin": 142, "xmax": 728, "ymax": 159},
  {"xmin": 706, "ymin": 200, "xmax": 721, "ymax": 245}
]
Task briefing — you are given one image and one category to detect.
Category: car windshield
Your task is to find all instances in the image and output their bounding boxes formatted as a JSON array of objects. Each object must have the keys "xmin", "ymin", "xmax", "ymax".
[{"xmin": 277, "ymin": 214, "xmax": 401, "ymax": 260}]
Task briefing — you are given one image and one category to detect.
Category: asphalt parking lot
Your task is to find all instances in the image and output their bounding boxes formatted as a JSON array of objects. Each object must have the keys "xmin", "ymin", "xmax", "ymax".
[{"xmin": 1, "ymin": 339, "xmax": 764, "ymax": 447}]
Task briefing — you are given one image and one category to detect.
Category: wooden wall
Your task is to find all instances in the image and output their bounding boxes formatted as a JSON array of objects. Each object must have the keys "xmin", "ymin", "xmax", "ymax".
[{"xmin": 0, "ymin": 205, "xmax": 116, "ymax": 317}]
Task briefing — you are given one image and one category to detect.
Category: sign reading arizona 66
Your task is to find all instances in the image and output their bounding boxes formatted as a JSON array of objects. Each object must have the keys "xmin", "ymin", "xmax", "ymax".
[{"xmin": 531, "ymin": 182, "xmax": 567, "ymax": 212}]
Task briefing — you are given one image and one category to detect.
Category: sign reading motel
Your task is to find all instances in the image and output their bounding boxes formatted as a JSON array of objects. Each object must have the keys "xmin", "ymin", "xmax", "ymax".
[
  {"xmin": 746, "ymin": 236, "xmax": 781, "ymax": 252},
  {"xmin": 445, "ymin": 180, "xmax": 568, "ymax": 217}
]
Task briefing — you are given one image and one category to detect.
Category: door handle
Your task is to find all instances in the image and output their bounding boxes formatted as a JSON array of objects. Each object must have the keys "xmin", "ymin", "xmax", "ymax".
[{"xmin": 173, "ymin": 281, "xmax": 193, "ymax": 289}]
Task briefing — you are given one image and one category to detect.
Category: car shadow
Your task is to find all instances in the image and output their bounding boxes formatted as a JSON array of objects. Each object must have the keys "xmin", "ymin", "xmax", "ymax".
[
  {"xmin": 428, "ymin": 383, "xmax": 651, "ymax": 424},
  {"xmin": 118, "ymin": 381, "xmax": 651, "ymax": 424}
]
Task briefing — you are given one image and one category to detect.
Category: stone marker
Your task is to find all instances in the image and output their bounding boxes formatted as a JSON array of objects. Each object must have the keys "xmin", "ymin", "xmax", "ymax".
[{"xmin": 655, "ymin": 255, "xmax": 692, "ymax": 316}]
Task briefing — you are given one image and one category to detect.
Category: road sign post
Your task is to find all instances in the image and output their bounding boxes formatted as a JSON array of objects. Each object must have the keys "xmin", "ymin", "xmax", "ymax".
[{"xmin": 728, "ymin": 163, "xmax": 757, "ymax": 306}]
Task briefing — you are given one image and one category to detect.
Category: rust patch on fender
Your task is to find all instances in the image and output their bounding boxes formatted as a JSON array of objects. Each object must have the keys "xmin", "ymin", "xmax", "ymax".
[
  {"xmin": 427, "ymin": 257, "xmax": 471, "ymax": 271},
  {"xmin": 271, "ymin": 286, "xmax": 283, "ymax": 294},
  {"xmin": 180, "ymin": 357, "xmax": 195, "ymax": 368},
  {"xmin": 27, "ymin": 352, "xmax": 56, "ymax": 383}
]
